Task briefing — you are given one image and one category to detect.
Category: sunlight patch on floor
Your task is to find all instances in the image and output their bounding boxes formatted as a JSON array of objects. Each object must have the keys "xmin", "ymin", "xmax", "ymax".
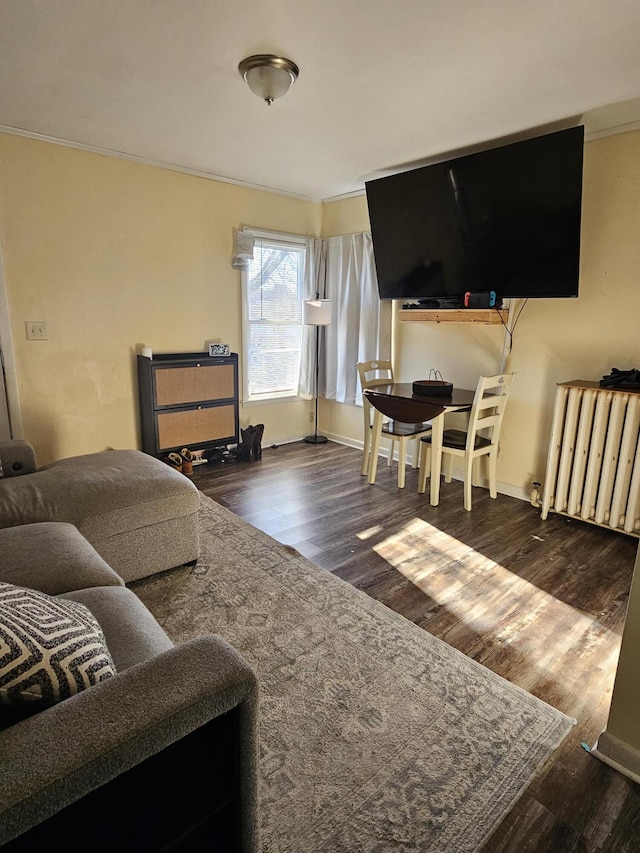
[
  {"xmin": 371, "ymin": 517, "xmax": 621, "ymax": 681},
  {"xmin": 357, "ymin": 524, "xmax": 384, "ymax": 540}
]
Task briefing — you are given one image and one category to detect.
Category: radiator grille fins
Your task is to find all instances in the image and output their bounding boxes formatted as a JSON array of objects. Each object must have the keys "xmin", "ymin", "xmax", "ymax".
[{"xmin": 541, "ymin": 382, "xmax": 640, "ymax": 535}]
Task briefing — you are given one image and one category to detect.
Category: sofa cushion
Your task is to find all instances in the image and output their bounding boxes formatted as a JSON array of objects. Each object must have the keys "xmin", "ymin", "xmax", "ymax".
[
  {"xmin": 61, "ymin": 586, "xmax": 174, "ymax": 671},
  {"xmin": 0, "ymin": 582, "xmax": 116, "ymax": 725},
  {"xmin": 0, "ymin": 522, "xmax": 124, "ymax": 595},
  {"xmin": 0, "ymin": 449, "xmax": 199, "ymax": 540}
]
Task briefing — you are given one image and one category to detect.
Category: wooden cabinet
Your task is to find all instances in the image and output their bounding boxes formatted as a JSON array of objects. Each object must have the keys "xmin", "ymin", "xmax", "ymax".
[{"xmin": 137, "ymin": 352, "xmax": 239, "ymax": 457}]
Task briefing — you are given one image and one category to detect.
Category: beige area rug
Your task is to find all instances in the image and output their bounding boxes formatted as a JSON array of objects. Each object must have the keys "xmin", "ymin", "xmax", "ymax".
[{"xmin": 132, "ymin": 493, "xmax": 575, "ymax": 853}]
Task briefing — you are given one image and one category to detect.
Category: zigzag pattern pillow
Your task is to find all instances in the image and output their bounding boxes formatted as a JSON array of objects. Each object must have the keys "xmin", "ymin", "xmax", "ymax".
[{"xmin": 0, "ymin": 582, "xmax": 116, "ymax": 724}]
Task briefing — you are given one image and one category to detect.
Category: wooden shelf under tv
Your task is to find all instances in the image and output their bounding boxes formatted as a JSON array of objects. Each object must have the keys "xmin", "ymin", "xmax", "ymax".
[{"xmin": 398, "ymin": 308, "xmax": 509, "ymax": 325}]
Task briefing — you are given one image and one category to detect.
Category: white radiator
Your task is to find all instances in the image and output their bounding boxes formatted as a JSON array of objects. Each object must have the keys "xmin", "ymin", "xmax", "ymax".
[{"xmin": 541, "ymin": 381, "xmax": 640, "ymax": 536}]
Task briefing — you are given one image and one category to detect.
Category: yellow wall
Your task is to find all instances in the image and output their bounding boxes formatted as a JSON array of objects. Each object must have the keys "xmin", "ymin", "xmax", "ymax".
[
  {"xmin": 322, "ymin": 196, "xmax": 370, "ymax": 238},
  {"xmin": 321, "ymin": 131, "xmax": 640, "ymax": 498},
  {"xmin": 0, "ymin": 134, "xmax": 321, "ymax": 464}
]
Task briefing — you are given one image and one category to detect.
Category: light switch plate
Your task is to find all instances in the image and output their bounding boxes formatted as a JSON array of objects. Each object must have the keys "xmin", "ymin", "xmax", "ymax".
[{"xmin": 26, "ymin": 321, "xmax": 48, "ymax": 340}]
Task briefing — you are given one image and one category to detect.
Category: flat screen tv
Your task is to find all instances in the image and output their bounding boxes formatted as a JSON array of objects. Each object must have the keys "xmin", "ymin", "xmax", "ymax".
[{"xmin": 365, "ymin": 125, "xmax": 584, "ymax": 302}]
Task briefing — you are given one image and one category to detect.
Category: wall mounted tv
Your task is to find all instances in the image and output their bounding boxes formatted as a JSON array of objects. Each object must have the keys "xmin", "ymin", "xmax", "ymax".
[{"xmin": 365, "ymin": 125, "xmax": 584, "ymax": 303}]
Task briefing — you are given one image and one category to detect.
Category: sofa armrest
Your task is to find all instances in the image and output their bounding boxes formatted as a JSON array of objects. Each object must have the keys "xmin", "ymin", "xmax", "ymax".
[
  {"xmin": 0, "ymin": 634, "xmax": 259, "ymax": 852},
  {"xmin": 0, "ymin": 441, "xmax": 36, "ymax": 477}
]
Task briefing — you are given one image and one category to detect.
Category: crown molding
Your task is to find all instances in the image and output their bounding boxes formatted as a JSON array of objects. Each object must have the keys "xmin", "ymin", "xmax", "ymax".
[
  {"xmin": 584, "ymin": 118, "xmax": 640, "ymax": 142},
  {"xmin": 0, "ymin": 125, "xmax": 323, "ymax": 203},
  {"xmin": 322, "ymin": 188, "xmax": 366, "ymax": 203}
]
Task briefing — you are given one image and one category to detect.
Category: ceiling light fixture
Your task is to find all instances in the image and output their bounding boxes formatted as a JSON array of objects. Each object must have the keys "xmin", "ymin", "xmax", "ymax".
[{"xmin": 238, "ymin": 54, "xmax": 299, "ymax": 106}]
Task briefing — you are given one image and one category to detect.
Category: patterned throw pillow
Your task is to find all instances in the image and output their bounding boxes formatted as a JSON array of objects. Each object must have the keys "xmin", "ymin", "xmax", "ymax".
[{"xmin": 0, "ymin": 582, "xmax": 116, "ymax": 724}]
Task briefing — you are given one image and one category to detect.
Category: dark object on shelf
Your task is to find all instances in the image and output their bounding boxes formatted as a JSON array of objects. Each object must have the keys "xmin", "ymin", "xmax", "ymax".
[
  {"xmin": 413, "ymin": 370, "xmax": 453, "ymax": 397},
  {"xmin": 600, "ymin": 368, "xmax": 640, "ymax": 390},
  {"xmin": 464, "ymin": 291, "xmax": 497, "ymax": 308},
  {"xmin": 402, "ymin": 297, "xmax": 464, "ymax": 309}
]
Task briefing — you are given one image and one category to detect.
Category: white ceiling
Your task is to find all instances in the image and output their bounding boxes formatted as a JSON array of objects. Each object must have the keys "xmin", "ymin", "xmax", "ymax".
[{"xmin": 1, "ymin": 0, "xmax": 640, "ymax": 201}]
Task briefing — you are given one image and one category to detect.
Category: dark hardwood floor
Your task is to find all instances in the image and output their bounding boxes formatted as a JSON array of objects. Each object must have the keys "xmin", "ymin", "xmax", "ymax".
[{"xmin": 192, "ymin": 439, "xmax": 640, "ymax": 852}]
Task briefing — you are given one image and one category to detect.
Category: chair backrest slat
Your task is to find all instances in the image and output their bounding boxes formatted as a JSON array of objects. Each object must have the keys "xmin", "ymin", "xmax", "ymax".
[
  {"xmin": 465, "ymin": 373, "xmax": 515, "ymax": 451},
  {"xmin": 358, "ymin": 360, "xmax": 394, "ymax": 427}
]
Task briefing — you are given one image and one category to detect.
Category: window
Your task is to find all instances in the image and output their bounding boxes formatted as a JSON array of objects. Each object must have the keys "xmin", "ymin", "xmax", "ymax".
[{"xmin": 241, "ymin": 231, "xmax": 306, "ymax": 402}]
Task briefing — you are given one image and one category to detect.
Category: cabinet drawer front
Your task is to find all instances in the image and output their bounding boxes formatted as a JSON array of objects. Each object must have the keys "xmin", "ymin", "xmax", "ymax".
[
  {"xmin": 155, "ymin": 364, "xmax": 235, "ymax": 406},
  {"xmin": 157, "ymin": 405, "xmax": 236, "ymax": 450}
]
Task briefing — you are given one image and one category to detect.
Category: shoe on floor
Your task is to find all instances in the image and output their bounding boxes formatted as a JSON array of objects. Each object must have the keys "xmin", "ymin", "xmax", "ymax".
[
  {"xmin": 163, "ymin": 452, "xmax": 183, "ymax": 472},
  {"xmin": 180, "ymin": 448, "xmax": 194, "ymax": 477}
]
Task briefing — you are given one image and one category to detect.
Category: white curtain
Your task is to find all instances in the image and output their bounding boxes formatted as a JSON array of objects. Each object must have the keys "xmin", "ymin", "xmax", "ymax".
[
  {"xmin": 299, "ymin": 232, "xmax": 390, "ymax": 403},
  {"xmin": 323, "ymin": 232, "xmax": 390, "ymax": 405}
]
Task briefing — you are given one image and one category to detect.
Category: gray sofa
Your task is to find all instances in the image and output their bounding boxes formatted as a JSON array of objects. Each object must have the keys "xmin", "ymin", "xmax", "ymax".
[
  {"xmin": 0, "ymin": 447, "xmax": 260, "ymax": 852},
  {"xmin": 0, "ymin": 441, "xmax": 200, "ymax": 582}
]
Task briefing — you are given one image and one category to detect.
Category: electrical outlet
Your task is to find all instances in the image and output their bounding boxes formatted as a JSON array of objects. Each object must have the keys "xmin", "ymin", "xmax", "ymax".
[
  {"xmin": 26, "ymin": 320, "xmax": 48, "ymax": 340},
  {"xmin": 309, "ymin": 410, "xmax": 315, "ymax": 423}
]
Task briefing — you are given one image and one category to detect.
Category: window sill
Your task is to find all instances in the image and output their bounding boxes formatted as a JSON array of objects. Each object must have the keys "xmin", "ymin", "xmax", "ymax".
[{"xmin": 241, "ymin": 395, "xmax": 301, "ymax": 407}]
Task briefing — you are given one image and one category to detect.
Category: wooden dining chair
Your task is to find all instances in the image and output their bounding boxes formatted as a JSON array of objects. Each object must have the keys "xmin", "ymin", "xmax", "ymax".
[
  {"xmin": 357, "ymin": 360, "xmax": 435, "ymax": 489},
  {"xmin": 418, "ymin": 373, "xmax": 515, "ymax": 510}
]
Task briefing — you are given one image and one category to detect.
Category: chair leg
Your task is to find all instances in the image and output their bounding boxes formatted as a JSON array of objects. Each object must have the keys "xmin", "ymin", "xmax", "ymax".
[
  {"xmin": 463, "ymin": 454, "xmax": 474, "ymax": 511},
  {"xmin": 471, "ymin": 456, "xmax": 481, "ymax": 487},
  {"xmin": 361, "ymin": 426, "xmax": 371, "ymax": 476},
  {"xmin": 418, "ymin": 442, "xmax": 430, "ymax": 493},
  {"xmin": 411, "ymin": 438, "xmax": 420, "ymax": 469},
  {"xmin": 386, "ymin": 439, "xmax": 394, "ymax": 466},
  {"xmin": 368, "ymin": 410, "xmax": 383, "ymax": 485},
  {"xmin": 444, "ymin": 452, "xmax": 454, "ymax": 483},
  {"xmin": 488, "ymin": 448, "xmax": 498, "ymax": 499},
  {"xmin": 397, "ymin": 438, "xmax": 407, "ymax": 489}
]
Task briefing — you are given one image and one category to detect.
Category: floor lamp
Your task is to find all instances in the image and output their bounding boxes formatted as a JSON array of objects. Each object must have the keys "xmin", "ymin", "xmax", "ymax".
[{"xmin": 303, "ymin": 296, "xmax": 332, "ymax": 445}]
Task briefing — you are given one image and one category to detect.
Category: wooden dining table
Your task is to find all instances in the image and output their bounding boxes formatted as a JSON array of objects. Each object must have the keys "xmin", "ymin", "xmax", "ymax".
[{"xmin": 364, "ymin": 383, "xmax": 476, "ymax": 506}]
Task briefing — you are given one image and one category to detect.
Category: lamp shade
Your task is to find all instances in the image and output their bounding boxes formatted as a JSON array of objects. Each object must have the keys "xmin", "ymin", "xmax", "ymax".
[{"xmin": 303, "ymin": 299, "xmax": 332, "ymax": 326}]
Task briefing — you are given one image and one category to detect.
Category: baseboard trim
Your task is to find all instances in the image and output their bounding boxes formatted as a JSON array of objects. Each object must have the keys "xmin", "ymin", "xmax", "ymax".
[
  {"xmin": 591, "ymin": 731, "xmax": 640, "ymax": 784},
  {"xmin": 268, "ymin": 433, "xmax": 312, "ymax": 447},
  {"xmin": 324, "ymin": 431, "xmax": 364, "ymax": 453}
]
